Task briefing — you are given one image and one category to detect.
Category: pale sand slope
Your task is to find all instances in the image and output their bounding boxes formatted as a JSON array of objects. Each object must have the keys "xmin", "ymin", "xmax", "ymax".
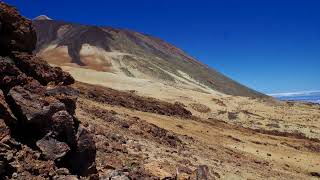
[
  {"xmin": 62, "ymin": 65, "xmax": 320, "ymax": 140},
  {"xmin": 61, "ymin": 65, "xmax": 320, "ymax": 179}
]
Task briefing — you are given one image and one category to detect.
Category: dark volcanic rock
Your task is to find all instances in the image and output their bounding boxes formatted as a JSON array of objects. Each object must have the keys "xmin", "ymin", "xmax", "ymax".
[
  {"xmin": 12, "ymin": 52, "xmax": 75, "ymax": 85},
  {"xmin": 0, "ymin": 119, "xmax": 10, "ymax": 142},
  {"xmin": 8, "ymin": 85, "xmax": 65, "ymax": 131},
  {"xmin": 0, "ymin": 2, "xmax": 36, "ymax": 55},
  {"xmin": 69, "ymin": 125, "xmax": 97, "ymax": 176},
  {"xmin": 77, "ymin": 82, "xmax": 192, "ymax": 118},
  {"xmin": 0, "ymin": 90, "xmax": 12, "ymax": 120},
  {"xmin": 0, "ymin": 56, "xmax": 33, "ymax": 92},
  {"xmin": 46, "ymin": 86, "xmax": 78, "ymax": 115},
  {"xmin": 36, "ymin": 135, "xmax": 70, "ymax": 161},
  {"xmin": 0, "ymin": 2, "xmax": 97, "ymax": 178},
  {"xmin": 51, "ymin": 110, "xmax": 76, "ymax": 146}
]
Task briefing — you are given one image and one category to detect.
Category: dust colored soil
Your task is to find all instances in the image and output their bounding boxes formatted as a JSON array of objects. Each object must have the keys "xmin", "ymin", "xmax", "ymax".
[{"xmin": 73, "ymin": 81, "xmax": 320, "ymax": 179}]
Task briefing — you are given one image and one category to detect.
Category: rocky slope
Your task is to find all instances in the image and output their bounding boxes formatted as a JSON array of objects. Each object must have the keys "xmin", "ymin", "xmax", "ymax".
[
  {"xmin": 0, "ymin": 2, "xmax": 97, "ymax": 179},
  {"xmin": 2, "ymin": 2, "xmax": 320, "ymax": 180},
  {"xmin": 33, "ymin": 18, "xmax": 267, "ymax": 98}
]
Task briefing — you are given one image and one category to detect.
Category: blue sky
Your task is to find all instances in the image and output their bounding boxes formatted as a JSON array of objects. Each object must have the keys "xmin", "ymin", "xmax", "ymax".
[{"xmin": 5, "ymin": 0, "xmax": 320, "ymax": 94}]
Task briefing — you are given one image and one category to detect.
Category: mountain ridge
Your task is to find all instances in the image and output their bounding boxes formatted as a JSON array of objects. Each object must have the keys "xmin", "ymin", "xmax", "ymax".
[{"xmin": 33, "ymin": 19, "xmax": 268, "ymax": 99}]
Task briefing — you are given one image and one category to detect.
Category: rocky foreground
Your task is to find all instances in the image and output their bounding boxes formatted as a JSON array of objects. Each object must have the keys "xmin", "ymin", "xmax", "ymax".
[
  {"xmin": 2, "ymin": 2, "xmax": 320, "ymax": 180},
  {"xmin": 0, "ymin": 2, "xmax": 97, "ymax": 179}
]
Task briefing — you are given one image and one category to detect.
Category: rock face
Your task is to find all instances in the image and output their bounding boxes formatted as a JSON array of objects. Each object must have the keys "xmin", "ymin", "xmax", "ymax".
[
  {"xmin": 0, "ymin": 2, "xmax": 36, "ymax": 55},
  {"xmin": 0, "ymin": 2, "xmax": 97, "ymax": 179}
]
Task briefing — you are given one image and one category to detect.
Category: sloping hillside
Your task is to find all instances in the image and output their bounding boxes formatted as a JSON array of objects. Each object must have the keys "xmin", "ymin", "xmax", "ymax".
[{"xmin": 33, "ymin": 19, "xmax": 266, "ymax": 98}]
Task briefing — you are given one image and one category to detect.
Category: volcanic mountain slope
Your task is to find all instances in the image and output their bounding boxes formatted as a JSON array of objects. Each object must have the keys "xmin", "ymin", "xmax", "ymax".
[
  {"xmin": 33, "ymin": 19, "xmax": 266, "ymax": 98},
  {"xmin": 2, "ymin": 2, "xmax": 320, "ymax": 179},
  {"xmin": 31, "ymin": 16, "xmax": 320, "ymax": 180}
]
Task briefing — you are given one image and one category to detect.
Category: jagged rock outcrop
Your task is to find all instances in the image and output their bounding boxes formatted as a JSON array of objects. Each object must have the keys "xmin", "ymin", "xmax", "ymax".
[
  {"xmin": 0, "ymin": 2, "xmax": 36, "ymax": 55},
  {"xmin": 0, "ymin": 2, "xmax": 97, "ymax": 179}
]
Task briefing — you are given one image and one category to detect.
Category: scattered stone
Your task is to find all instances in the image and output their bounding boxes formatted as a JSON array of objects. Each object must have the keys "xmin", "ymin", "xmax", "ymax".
[
  {"xmin": 310, "ymin": 172, "xmax": 320, "ymax": 177},
  {"xmin": 53, "ymin": 175, "xmax": 79, "ymax": 180},
  {"xmin": 228, "ymin": 112, "xmax": 238, "ymax": 120},
  {"xmin": 191, "ymin": 165, "xmax": 210, "ymax": 180},
  {"xmin": 56, "ymin": 168, "xmax": 70, "ymax": 175},
  {"xmin": 190, "ymin": 103, "xmax": 211, "ymax": 113}
]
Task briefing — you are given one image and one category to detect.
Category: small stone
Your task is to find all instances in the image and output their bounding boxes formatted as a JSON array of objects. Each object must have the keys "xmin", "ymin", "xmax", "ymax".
[
  {"xmin": 310, "ymin": 172, "xmax": 320, "ymax": 177},
  {"xmin": 56, "ymin": 168, "xmax": 70, "ymax": 175}
]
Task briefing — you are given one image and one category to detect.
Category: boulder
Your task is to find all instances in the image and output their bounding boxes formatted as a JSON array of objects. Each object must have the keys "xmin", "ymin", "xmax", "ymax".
[
  {"xmin": 69, "ymin": 125, "xmax": 97, "ymax": 176},
  {"xmin": 46, "ymin": 86, "xmax": 79, "ymax": 115},
  {"xmin": 8, "ymin": 85, "xmax": 65, "ymax": 132},
  {"xmin": 51, "ymin": 110, "xmax": 76, "ymax": 146},
  {"xmin": 36, "ymin": 135, "xmax": 70, "ymax": 161},
  {"xmin": 0, "ymin": 2, "xmax": 36, "ymax": 55}
]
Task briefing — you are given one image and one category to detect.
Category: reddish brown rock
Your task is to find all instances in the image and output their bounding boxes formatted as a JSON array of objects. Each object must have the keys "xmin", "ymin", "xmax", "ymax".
[
  {"xmin": 11, "ymin": 145, "xmax": 57, "ymax": 179},
  {"xmin": 51, "ymin": 110, "xmax": 76, "ymax": 146},
  {"xmin": 69, "ymin": 125, "xmax": 97, "ymax": 176},
  {"xmin": 12, "ymin": 52, "xmax": 75, "ymax": 85},
  {"xmin": 77, "ymin": 82, "xmax": 192, "ymax": 118},
  {"xmin": 0, "ymin": 56, "xmax": 33, "ymax": 92},
  {"xmin": 0, "ymin": 120, "xmax": 10, "ymax": 143},
  {"xmin": 46, "ymin": 86, "xmax": 79, "ymax": 115},
  {"xmin": 0, "ymin": 1, "xmax": 97, "ymax": 178},
  {"xmin": 36, "ymin": 135, "xmax": 70, "ymax": 161},
  {"xmin": 8, "ymin": 85, "xmax": 65, "ymax": 130},
  {"xmin": 0, "ymin": 90, "xmax": 11, "ymax": 119},
  {"xmin": 0, "ymin": 2, "xmax": 36, "ymax": 55}
]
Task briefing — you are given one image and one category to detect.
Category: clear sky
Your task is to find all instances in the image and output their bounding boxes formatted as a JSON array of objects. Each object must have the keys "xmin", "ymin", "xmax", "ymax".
[{"xmin": 4, "ymin": 0, "xmax": 320, "ymax": 94}]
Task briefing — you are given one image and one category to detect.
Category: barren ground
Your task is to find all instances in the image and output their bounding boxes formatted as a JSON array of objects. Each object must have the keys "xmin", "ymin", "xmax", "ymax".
[{"xmin": 61, "ymin": 65, "xmax": 320, "ymax": 179}]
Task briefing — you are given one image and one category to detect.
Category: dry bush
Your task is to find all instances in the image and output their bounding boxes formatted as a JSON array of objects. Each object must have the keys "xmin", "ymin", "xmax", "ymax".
[{"xmin": 190, "ymin": 103, "xmax": 211, "ymax": 113}]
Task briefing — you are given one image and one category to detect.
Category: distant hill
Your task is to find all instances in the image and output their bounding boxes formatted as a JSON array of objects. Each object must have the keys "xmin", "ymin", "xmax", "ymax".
[{"xmin": 33, "ymin": 19, "xmax": 267, "ymax": 98}]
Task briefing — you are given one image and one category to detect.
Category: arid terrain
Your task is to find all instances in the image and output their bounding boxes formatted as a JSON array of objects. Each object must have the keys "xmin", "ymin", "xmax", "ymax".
[
  {"xmin": 1, "ymin": 1, "xmax": 320, "ymax": 179},
  {"xmin": 70, "ymin": 73, "xmax": 320, "ymax": 179}
]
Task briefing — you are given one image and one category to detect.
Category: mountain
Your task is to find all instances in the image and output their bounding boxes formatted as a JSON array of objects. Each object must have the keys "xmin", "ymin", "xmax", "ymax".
[
  {"xmin": 33, "ymin": 19, "xmax": 266, "ymax": 98},
  {"xmin": 2, "ymin": 3, "xmax": 320, "ymax": 179},
  {"xmin": 33, "ymin": 15, "xmax": 52, "ymax": 21}
]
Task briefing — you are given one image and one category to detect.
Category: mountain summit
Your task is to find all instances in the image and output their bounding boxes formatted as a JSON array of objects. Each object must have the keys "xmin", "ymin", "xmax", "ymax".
[
  {"xmin": 33, "ymin": 19, "xmax": 266, "ymax": 98},
  {"xmin": 34, "ymin": 15, "xmax": 52, "ymax": 21}
]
